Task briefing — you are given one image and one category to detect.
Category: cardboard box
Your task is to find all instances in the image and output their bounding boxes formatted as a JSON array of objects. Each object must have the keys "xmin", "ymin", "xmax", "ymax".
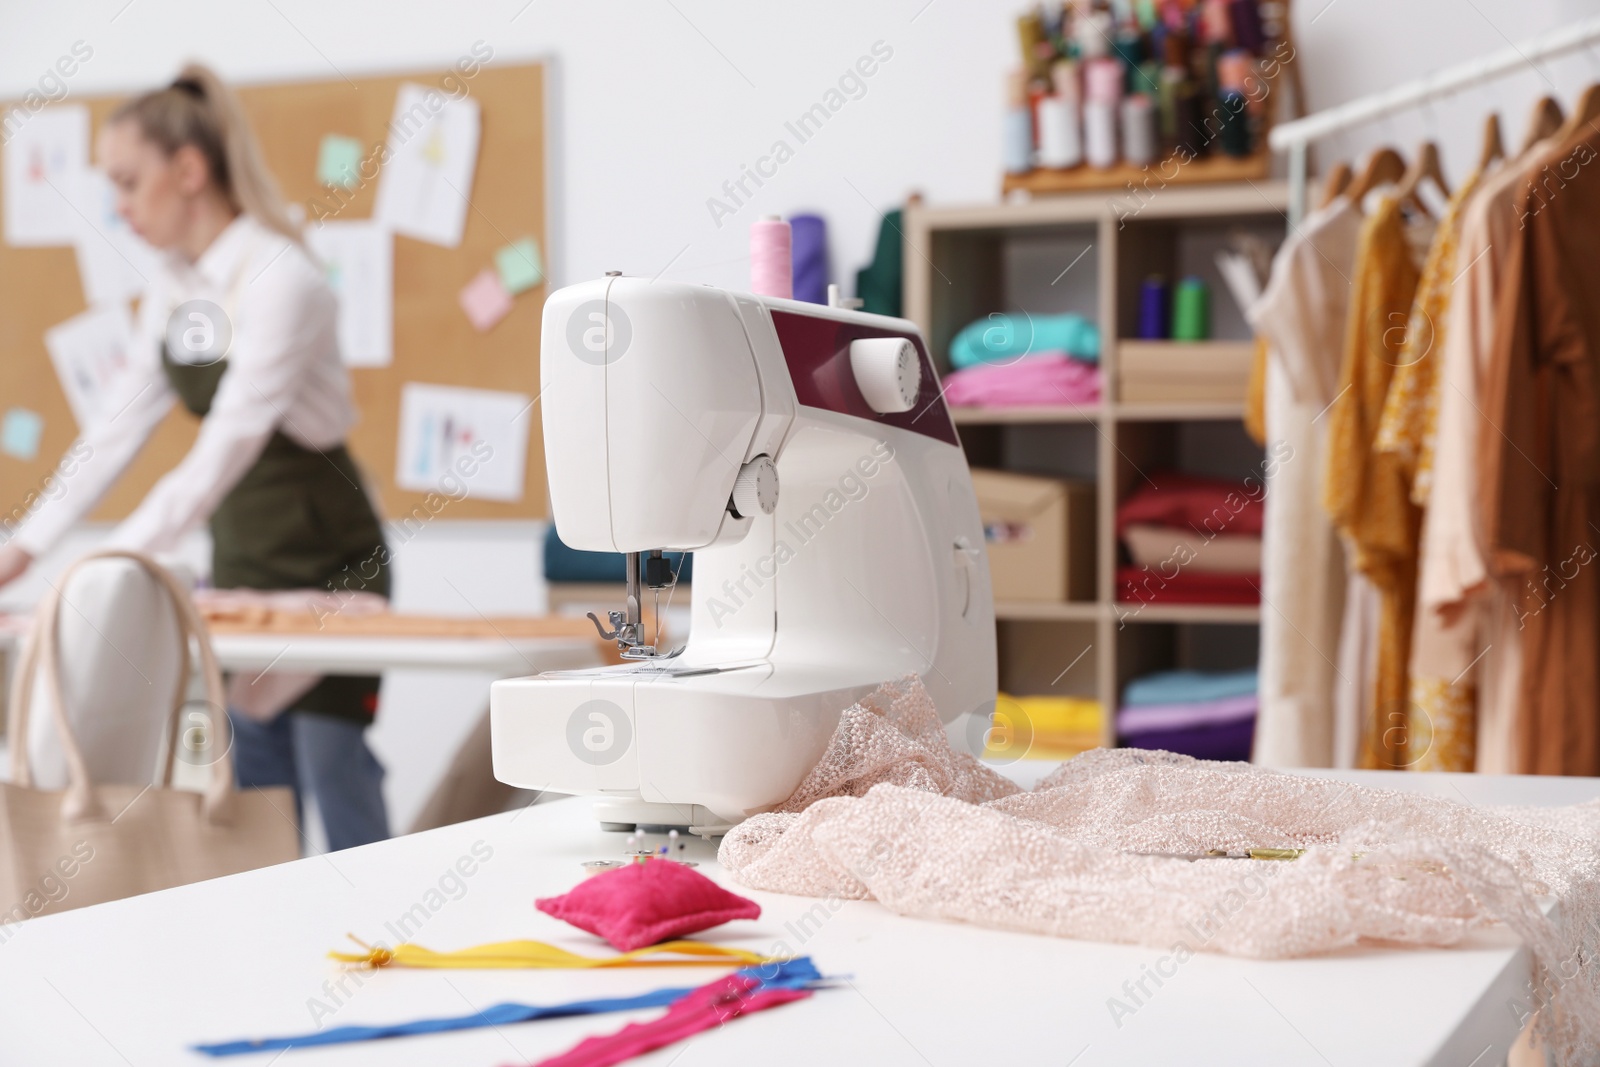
[{"xmin": 971, "ymin": 468, "xmax": 1096, "ymax": 602}]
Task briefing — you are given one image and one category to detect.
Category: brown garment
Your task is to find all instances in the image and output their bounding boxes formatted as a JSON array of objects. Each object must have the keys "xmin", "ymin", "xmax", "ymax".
[{"xmin": 1481, "ymin": 130, "xmax": 1600, "ymax": 776}]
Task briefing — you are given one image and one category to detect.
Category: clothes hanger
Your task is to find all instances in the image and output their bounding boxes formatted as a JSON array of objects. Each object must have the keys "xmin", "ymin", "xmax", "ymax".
[
  {"xmin": 1344, "ymin": 146, "xmax": 1407, "ymax": 205},
  {"xmin": 1318, "ymin": 161, "xmax": 1353, "ymax": 208},
  {"xmin": 1518, "ymin": 96, "xmax": 1564, "ymax": 155},
  {"xmin": 1393, "ymin": 140, "xmax": 1449, "ymax": 216},
  {"xmin": 1476, "ymin": 112, "xmax": 1505, "ymax": 172},
  {"xmin": 1552, "ymin": 82, "xmax": 1600, "ymax": 147}
]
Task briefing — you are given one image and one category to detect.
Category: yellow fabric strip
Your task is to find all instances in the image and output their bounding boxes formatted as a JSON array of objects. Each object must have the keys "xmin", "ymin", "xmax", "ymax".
[{"xmin": 329, "ymin": 937, "xmax": 778, "ymax": 971}]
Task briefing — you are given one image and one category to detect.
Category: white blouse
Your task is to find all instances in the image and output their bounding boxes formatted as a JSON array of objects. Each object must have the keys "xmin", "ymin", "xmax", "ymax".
[{"xmin": 16, "ymin": 214, "xmax": 359, "ymax": 557}]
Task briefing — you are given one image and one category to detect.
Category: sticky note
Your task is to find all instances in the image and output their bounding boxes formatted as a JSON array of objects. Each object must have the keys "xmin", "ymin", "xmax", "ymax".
[
  {"xmin": 1, "ymin": 408, "xmax": 44, "ymax": 460},
  {"xmin": 317, "ymin": 134, "xmax": 364, "ymax": 190},
  {"xmin": 494, "ymin": 237, "xmax": 544, "ymax": 295},
  {"xmin": 459, "ymin": 269, "xmax": 514, "ymax": 332}
]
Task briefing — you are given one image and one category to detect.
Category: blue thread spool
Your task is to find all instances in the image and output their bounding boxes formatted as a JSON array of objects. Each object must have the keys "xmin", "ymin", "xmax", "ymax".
[{"xmin": 1138, "ymin": 276, "xmax": 1169, "ymax": 340}]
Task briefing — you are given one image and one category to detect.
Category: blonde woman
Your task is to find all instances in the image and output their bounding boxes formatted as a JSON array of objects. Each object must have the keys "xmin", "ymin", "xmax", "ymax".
[{"xmin": 0, "ymin": 64, "xmax": 391, "ymax": 850}]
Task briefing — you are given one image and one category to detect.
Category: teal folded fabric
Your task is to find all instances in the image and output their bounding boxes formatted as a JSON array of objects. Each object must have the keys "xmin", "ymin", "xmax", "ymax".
[
  {"xmin": 1122, "ymin": 669, "xmax": 1259, "ymax": 707},
  {"xmin": 855, "ymin": 208, "xmax": 904, "ymax": 318},
  {"xmin": 949, "ymin": 313, "xmax": 1100, "ymax": 368}
]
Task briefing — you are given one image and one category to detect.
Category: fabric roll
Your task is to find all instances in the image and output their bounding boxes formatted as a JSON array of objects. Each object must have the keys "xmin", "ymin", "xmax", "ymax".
[{"xmin": 853, "ymin": 207, "xmax": 903, "ymax": 317}]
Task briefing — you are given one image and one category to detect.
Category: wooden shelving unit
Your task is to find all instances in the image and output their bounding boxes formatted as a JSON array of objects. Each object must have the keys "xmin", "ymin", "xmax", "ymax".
[
  {"xmin": 1000, "ymin": 149, "xmax": 1273, "ymax": 198},
  {"xmin": 905, "ymin": 181, "xmax": 1288, "ymax": 749}
]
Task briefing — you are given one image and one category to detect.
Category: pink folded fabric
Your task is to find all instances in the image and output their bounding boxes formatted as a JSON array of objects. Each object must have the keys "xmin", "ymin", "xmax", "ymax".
[
  {"xmin": 1117, "ymin": 693, "xmax": 1259, "ymax": 734},
  {"xmin": 944, "ymin": 353, "xmax": 1101, "ymax": 408}
]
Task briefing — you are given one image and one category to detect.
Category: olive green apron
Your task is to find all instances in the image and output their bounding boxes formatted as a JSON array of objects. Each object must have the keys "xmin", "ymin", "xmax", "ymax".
[{"xmin": 162, "ymin": 348, "xmax": 389, "ymax": 723}]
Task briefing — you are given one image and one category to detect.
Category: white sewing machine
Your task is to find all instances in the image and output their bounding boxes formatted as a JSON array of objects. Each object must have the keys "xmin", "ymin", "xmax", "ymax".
[{"xmin": 489, "ymin": 275, "xmax": 996, "ymax": 834}]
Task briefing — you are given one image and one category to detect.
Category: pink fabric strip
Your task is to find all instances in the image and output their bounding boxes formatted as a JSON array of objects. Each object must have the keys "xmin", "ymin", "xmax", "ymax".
[{"xmin": 526, "ymin": 974, "xmax": 812, "ymax": 1067}]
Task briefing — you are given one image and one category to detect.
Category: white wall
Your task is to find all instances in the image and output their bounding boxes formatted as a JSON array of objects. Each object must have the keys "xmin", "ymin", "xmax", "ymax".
[
  {"xmin": 6, "ymin": 0, "xmax": 1597, "ymax": 291},
  {"xmin": 4, "ymin": 0, "xmax": 1597, "ymax": 830}
]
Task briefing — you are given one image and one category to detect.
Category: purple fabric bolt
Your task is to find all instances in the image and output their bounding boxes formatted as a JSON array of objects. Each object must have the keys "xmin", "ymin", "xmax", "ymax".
[
  {"xmin": 789, "ymin": 214, "xmax": 829, "ymax": 305},
  {"xmin": 1116, "ymin": 693, "xmax": 1259, "ymax": 734},
  {"xmin": 1121, "ymin": 718, "xmax": 1256, "ymax": 762}
]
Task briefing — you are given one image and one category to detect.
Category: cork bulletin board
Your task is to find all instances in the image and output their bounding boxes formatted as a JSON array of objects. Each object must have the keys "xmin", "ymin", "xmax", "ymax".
[{"xmin": 0, "ymin": 62, "xmax": 547, "ymax": 523}]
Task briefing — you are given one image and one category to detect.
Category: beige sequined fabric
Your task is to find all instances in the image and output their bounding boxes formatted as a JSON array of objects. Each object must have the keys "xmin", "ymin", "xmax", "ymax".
[{"xmin": 720, "ymin": 677, "xmax": 1600, "ymax": 1059}]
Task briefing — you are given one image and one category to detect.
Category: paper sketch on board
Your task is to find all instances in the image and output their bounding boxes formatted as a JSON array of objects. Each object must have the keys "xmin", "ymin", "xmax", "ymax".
[
  {"xmin": 68, "ymin": 168, "xmax": 162, "ymax": 306},
  {"xmin": 305, "ymin": 220, "xmax": 393, "ymax": 367},
  {"xmin": 44, "ymin": 304, "xmax": 137, "ymax": 431},
  {"xmin": 3, "ymin": 104, "xmax": 89, "ymax": 247},
  {"xmin": 395, "ymin": 382, "xmax": 530, "ymax": 502},
  {"xmin": 372, "ymin": 83, "xmax": 481, "ymax": 247}
]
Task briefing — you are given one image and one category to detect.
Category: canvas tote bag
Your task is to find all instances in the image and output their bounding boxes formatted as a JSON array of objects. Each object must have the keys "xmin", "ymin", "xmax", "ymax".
[{"xmin": 0, "ymin": 550, "xmax": 299, "ymax": 923}]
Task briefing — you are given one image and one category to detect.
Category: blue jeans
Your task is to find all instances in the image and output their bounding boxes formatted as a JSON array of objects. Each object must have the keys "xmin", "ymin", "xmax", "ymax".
[{"xmin": 229, "ymin": 710, "xmax": 390, "ymax": 852}]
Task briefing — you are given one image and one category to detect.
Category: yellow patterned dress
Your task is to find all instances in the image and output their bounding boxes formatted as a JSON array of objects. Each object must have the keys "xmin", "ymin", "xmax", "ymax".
[
  {"xmin": 1373, "ymin": 170, "xmax": 1488, "ymax": 772},
  {"xmin": 1323, "ymin": 196, "xmax": 1426, "ymax": 770}
]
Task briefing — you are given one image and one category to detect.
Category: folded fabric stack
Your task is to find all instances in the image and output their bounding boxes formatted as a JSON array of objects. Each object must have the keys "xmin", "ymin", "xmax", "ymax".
[
  {"xmin": 1116, "ymin": 668, "xmax": 1259, "ymax": 761},
  {"xmin": 1115, "ymin": 472, "xmax": 1262, "ymax": 605},
  {"xmin": 983, "ymin": 693, "xmax": 1102, "ymax": 760},
  {"xmin": 944, "ymin": 312, "xmax": 1102, "ymax": 408}
]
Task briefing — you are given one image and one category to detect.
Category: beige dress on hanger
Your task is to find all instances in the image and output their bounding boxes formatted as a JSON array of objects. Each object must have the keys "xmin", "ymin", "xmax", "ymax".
[
  {"xmin": 1418, "ymin": 138, "xmax": 1561, "ymax": 774},
  {"xmin": 1248, "ymin": 196, "xmax": 1362, "ymax": 767}
]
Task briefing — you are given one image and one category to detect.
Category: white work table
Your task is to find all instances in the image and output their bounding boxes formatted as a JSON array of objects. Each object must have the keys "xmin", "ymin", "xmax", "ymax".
[
  {"xmin": 0, "ymin": 768, "xmax": 1591, "ymax": 1066},
  {"xmin": 199, "ymin": 631, "xmax": 601, "ymax": 676},
  {"xmin": 0, "ymin": 619, "xmax": 603, "ymax": 679}
]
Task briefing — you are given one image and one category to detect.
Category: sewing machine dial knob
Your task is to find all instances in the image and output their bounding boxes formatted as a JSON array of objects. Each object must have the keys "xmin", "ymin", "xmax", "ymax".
[
  {"xmin": 849, "ymin": 337, "xmax": 921, "ymax": 414},
  {"xmin": 730, "ymin": 455, "xmax": 779, "ymax": 518}
]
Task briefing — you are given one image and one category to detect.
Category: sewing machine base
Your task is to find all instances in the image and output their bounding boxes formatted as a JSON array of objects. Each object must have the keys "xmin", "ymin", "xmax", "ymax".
[{"xmin": 592, "ymin": 798, "xmax": 737, "ymax": 838}]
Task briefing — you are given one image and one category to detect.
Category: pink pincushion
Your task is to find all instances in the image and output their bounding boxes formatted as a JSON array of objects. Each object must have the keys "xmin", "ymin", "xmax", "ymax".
[{"xmin": 536, "ymin": 858, "xmax": 762, "ymax": 951}]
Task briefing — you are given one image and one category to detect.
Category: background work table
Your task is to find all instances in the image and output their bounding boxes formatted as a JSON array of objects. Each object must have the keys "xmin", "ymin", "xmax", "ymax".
[{"xmin": 0, "ymin": 768, "xmax": 1592, "ymax": 1066}]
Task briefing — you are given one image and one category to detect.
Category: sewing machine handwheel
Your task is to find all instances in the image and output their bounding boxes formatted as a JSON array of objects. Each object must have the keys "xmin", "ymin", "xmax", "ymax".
[
  {"xmin": 850, "ymin": 337, "xmax": 921, "ymax": 413},
  {"xmin": 730, "ymin": 455, "xmax": 779, "ymax": 518}
]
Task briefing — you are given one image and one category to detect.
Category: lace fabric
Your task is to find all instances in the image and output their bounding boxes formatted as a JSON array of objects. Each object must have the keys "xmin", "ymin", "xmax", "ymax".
[{"xmin": 719, "ymin": 677, "xmax": 1600, "ymax": 1060}]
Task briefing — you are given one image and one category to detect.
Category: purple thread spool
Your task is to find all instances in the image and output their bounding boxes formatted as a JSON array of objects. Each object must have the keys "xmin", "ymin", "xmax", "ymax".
[{"xmin": 1138, "ymin": 276, "xmax": 1169, "ymax": 340}]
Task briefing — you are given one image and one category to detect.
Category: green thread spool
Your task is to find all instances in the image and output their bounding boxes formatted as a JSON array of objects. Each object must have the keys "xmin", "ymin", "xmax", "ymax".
[{"xmin": 1171, "ymin": 277, "xmax": 1210, "ymax": 341}]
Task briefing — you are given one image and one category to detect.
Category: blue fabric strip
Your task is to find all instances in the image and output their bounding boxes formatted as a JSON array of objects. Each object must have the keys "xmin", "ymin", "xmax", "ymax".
[
  {"xmin": 192, "ymin": 957, "xmax": 822, "ymax": 1057},
  {"xmin": 1121, "ymin": 669, "xmax": 1259, "ymax": 707}
]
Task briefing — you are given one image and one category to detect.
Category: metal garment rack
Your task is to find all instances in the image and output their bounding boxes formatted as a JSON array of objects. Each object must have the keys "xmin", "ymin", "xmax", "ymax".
[{"xmin": 1270, "ymin": 14, "xmax": 1600, "ymax": 223}]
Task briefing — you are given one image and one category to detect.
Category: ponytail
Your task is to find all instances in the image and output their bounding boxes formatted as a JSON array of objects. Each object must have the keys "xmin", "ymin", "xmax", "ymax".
[{"xmin": 110, "ymin": 62, "xmax": 300, "ymax": 244}]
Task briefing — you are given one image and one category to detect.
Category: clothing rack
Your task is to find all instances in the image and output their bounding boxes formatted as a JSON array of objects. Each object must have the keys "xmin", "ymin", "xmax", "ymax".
[{"xmin": 1270, "ymin": 14, "xmax": 1600, "ymax": 223}]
